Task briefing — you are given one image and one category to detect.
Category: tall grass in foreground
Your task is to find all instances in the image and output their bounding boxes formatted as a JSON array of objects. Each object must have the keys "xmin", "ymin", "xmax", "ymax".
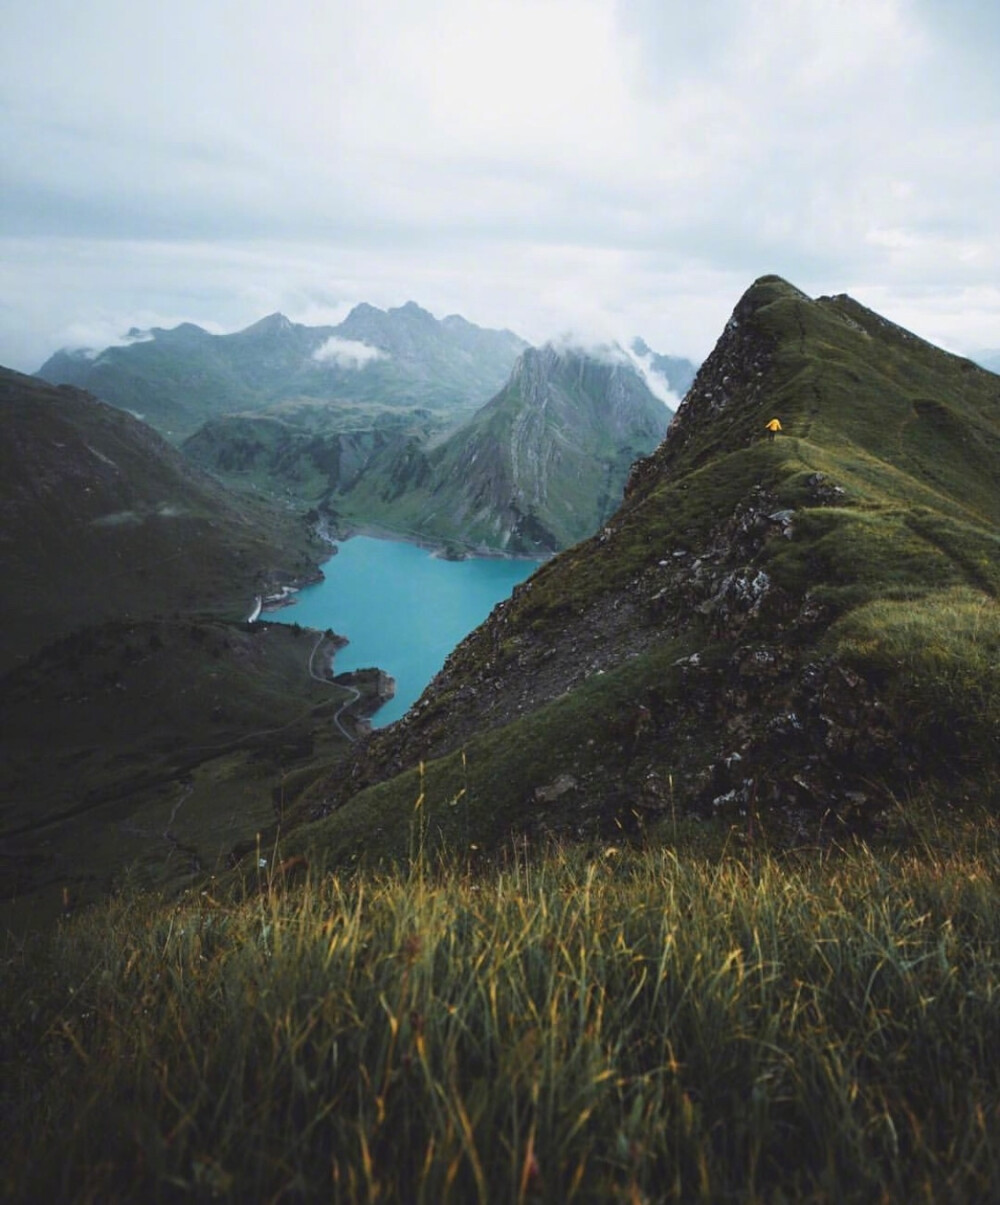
[{"xmin": 3, "ymin": 822, "xmax": 999, "ymax": 1203}]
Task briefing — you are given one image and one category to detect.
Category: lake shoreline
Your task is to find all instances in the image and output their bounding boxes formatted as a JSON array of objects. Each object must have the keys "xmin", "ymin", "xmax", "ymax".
[
  {"xmin": 268, "ymin": 535, "xmax": 539, "ymax": 726},
  {"xmin": 324, "ymin": 518, "xmax": 549, "ymax": 564}
]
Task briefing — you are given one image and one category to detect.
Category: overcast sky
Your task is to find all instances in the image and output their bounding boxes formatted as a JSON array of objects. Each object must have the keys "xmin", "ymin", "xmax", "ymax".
[{"xmin": 2, "ymin": 0, "xmax": 999, "ymax": 371}]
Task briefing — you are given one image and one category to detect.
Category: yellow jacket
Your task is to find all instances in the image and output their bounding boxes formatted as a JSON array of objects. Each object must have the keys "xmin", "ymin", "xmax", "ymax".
[{"xmin": 765, "ymin": 418, "xmax": 782, "ymax": 433}]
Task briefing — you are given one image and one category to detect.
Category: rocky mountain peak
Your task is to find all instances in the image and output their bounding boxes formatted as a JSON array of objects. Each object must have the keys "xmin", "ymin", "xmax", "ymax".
[
  {"xmin": 149, "ymin": 321, "xmax": 212, "ymax": 344},
  {"xmin": 623, "ymin": 276, "xmax": 818, "ymax": 503},
  {"xmin": 236, "ymin": 312, "xmax": 296, "ymax": 338},
  {"xmin": 512, "ymin": 342, "xmax": 629, "ymax": 386},
  {"xmin": 510, "ymin": 344, "xmax": 564, "ymax": 392},
  {"xmin": 321, "ymin": 339, "xmax": 672, "ymax": 556},
  {"xmin": 392, "ymin": 301, "xmax": 436, "ymax": 322},
  {"xmin": 343, "ymin": 302, "xmax": 381, "ymax": 322},
  {"xmin": 337, "ymin": 301, "xmax": 443, "ymax": 350}
]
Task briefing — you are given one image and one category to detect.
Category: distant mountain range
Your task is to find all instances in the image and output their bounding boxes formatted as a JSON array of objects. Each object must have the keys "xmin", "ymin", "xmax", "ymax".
[
  {"xmin": 36, "ymin": 303, "xmax": 530, "ymax": 440},
  {"xmin": 35, "ymin": 303, "xmax": 698, "ymax": 552},
  {"xmin": 185, "ymin": 342, "xmax": 682, "ymax": 554}
]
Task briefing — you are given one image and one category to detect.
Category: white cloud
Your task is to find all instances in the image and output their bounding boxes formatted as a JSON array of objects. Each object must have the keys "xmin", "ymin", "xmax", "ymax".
[
  {"xmin": 624, "ymin": 347, "xmax": 683, "ymax": 410},
  {"xmin": 534, "ymin": 334, "xmax": 682, "ymax": 409},
  {"xmin": 312, "ymin": 336, "xmax": 387, "ymax": 370},
  {"xmin": 544, "ymin": 332, "xmax": 630, "ymax": 363}
]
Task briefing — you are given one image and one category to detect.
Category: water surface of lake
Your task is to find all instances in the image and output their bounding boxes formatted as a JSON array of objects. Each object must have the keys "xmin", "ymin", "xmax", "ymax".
[{"xmin": 271, "ymin": 536, "xmax": 538, "ymax": 725}]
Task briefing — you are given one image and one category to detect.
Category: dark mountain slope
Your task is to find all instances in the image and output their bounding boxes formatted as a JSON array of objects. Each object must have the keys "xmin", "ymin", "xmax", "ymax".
[
  {"xmin": 281, "ymin": 276, "xmax": 1000, "ymax": 864},
  {"xmin": 330, "ymin": 345, "xmax": 673, "ymax": 553},
  {"xmin": 36, "ymin": 305, "xmax": 528, "ymax": 439},
  {"xmin": 0, "ymin": 368, "xmax": 375, "ymax": 930},
  {"xmin": 0, "ymin": 368, "xmax": 322, "ymax": 671}
]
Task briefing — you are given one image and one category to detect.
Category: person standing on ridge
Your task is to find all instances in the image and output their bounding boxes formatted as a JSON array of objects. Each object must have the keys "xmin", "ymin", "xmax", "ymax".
[{"xmin": 765, "ymin": 417, "xmax": 782, "ymax": 441}]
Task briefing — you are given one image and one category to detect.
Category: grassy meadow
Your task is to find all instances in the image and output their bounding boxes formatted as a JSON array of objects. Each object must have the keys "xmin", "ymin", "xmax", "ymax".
[{"xmin": 3, "ymin": 809, "xmax": 999, "ymax": 1203}]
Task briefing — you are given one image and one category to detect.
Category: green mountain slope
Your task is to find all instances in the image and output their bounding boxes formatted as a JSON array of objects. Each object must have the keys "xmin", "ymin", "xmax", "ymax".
[
  {"xmin": 182, "ymin": 403, "xmax": 447, "ymax": 510},
  {"xmin": 36, "ymin": 304, "xmax": 528, "ymax": 440},
  {"xmin": 283, "ymin": 276, "xmax": 1000, "ymax": 863},
  {"xmin": 0, "ymin": 368, "xmax": 323, "ymax": 672},
  {"xmin": 328, "ymin": 345, "xmax": 674, "ymax": 553}
]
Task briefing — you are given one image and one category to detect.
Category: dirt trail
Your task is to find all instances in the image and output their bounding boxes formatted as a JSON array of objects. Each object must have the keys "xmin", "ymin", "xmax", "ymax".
[{"xmin": 307, "ymin": 631, "xmax": 360, "ymax": 741}]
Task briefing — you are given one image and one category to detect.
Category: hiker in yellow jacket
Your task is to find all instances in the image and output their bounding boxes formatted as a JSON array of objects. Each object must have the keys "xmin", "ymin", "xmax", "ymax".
[{"xmin": 765, "ymin": 418, "xmax": 782, "ymax": 441}]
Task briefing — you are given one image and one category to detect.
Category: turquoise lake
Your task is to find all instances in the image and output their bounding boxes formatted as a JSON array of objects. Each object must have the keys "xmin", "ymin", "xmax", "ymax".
[{"xmin": 271, "ymin": 536, "xmax": 539, "ymax": 725}]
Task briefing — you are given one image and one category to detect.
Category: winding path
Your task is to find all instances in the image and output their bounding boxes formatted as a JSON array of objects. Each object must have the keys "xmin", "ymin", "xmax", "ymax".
[{"xmin": 308, "ymin": 631, "xmax": 360, "ymax": 742}]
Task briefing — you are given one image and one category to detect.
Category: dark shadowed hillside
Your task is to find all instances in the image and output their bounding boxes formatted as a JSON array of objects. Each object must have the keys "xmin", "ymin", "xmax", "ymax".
[
  {"xmin": 0, "ymin": 367, "xmax": 377, "ymax": 929},
  {"xmin": 0, "ymin": 368, "xmax": 323, "ymax": 672}
]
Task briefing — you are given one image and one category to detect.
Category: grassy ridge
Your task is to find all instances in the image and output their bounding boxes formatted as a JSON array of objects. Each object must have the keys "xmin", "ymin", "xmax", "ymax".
[
  {"xmin": 320, "ymin": 427, "xmax": 1000, "ymax": 859},
  {"xmin": 275, "ymin": 636, "xmax": 696, "ymax": 870},
  {"xmin": 4, "ymin": 818, "xmax": 999, "ymax": 1202}
]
